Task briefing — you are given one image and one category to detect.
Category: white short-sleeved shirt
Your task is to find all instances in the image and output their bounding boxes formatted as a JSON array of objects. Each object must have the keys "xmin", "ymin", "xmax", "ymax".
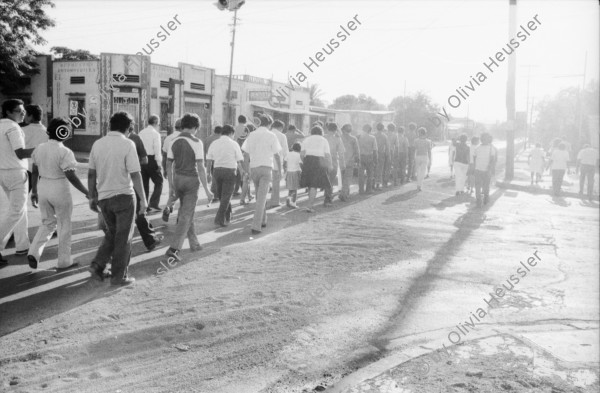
[
  {"xmin": 0, "ymin": 119, "xmax": 26, "ymax": 170},
  {"xmin": 241, "ymin": 127, "xmax": 282, "ymax": 169},
  {"xmin": 285, "ymin": 151, "xmax": 302, "ymax": 172},
  {"xmin": 22, "ymin": 123, "xmax": 49, "ymax": 171},
  {"xmin": 550, "ymin": 149, "xmax": 570, "ymax": 170},
  {"xmin": 32, "ymin": 140, "xmax": 78, "ymax": 179},
  {"xmin": 139, "ymin": 126, "xmax": 162, "ymax": 164},
  {"xmin": 301, "ymin": 135, "xmax": 330, "ymax": 158},
  {"xmin": 473, "ymin": 144, "xmax": 497, "ymax": 171},
  {"xmin": 577, "ymin": 147, "xmax": 599, "ymax": 166},
  {"xmin": 89, "ymin": 131, "xmax": 141, "ymax": 201},
  {"xmin": 270, "ymin": 128, "xmax": 288, "ymax": 171},
  {"xmin": 207, "ymin": 136, "xmax": 243, "ymax": 169}
]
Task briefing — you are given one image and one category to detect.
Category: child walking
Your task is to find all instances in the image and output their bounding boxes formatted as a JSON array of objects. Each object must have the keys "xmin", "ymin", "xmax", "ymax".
[{"xmin": 285, "ymin": 142, "xmax": 303, "ymax": 208}]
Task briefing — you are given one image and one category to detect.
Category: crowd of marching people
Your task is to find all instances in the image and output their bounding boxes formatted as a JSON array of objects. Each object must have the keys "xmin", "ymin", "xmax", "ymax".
[{"xmin": 1, "ymin": 97, "xmax": 597, "ymax": 285}]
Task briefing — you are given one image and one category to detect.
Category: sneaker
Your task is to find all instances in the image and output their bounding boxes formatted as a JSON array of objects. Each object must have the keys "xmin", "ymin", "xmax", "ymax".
[
  {"xmin": 111, "ymin": 276, "xmax": 136, "ymax": 287},
  {"xmin": 27, "ymin": 255, "xmax": 38, "ymax": 269},
  {"xmin": 162, "ymin": 206, "xmax": 172, "ymax": 222},
  {"xmin": 190, "ymin": 244, "xmax": 203, "ymax": 252},
  {"xmin": 15, "ymin": 249, "xmax": 28, "ymax": 256},
  {"xmin": 251, "ymin": 229, "xmax": 262, "ymax": 235},
  {"xmin": 165, "ymin": 247, "xmax": 181, "ymax": 262},
  {"xmin": 88, "ymin": 263, "xmax": 105, "ymax": 282}
]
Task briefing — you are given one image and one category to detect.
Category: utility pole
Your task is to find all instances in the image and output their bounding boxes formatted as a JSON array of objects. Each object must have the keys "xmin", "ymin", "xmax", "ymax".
[
  {"xmin": 505, "ymin": 0, "xmax": 517, "ymax": 180},
  {"xmin": 226, "ymin": 8, "xmax": 238, "ymax": 125},
  {"xmin": 521, "ymin": 64, "xmax": 539, "ymax": 149}
]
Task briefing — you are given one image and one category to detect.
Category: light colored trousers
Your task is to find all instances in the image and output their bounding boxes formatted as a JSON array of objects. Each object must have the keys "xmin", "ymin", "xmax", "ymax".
[
  {"xmin": 415, "ymin": 155, "xmax": 429, "ymax": 187},
  {"xmin": 0, "ymin": 169, "xmax": 29, "ymax": 252},
  {"xmin": 454, "ymin": 162, "xmax": 469, "ymax": 193},
  {"xmin": 29, "ymin": 178, "xmax": 74, "ymax": 268},
  {"xmin": 251, "ymin": 166, "xmax": 272, "ymax": 231}
]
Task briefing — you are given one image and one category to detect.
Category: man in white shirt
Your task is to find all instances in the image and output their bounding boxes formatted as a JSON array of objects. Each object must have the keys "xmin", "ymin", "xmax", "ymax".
[
  {"xmin": 139, "ymin": 114, "xmax": 163, "ymax": 212},
  {"xmin": 22, "ymin": 104, "xmax": 48, "ymax": 191},
  {"xmin": 88, "ymin": 111, "xmax": 147, "ymax": 286},
  {"xmin": 269, "ymin": 120, "xmax": 288, "ymax": 208},
  {"xmin": 234, "ymin": 115, "xmax": 248, "ymax": 141},
  {"xmin": 472, "ymin": 133, "xmax": 497, "ymax": 207},
  {"xmin": 0, "ymin": 99, "xmax": 36, "ymax": 265},
  {"xmin": 242, "ymin": 114, "xmax": 282, "ymax": 234},
  {"xmin": 576, "ymin": 144, "xmax": 599, "ymax": 201},
  {"xmin": 206, "ymin": 125, "xmax": 244, "ymax": 227},
  {"xmin": 548, "ymin": 142, "xmax": 570, "ymax": 197}
]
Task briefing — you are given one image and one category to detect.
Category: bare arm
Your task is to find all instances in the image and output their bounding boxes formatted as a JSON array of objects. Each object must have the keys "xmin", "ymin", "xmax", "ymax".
[
  {"xmin": 88, "ymin": 169, "xmax": 99, "ymax": 212},
  {"xmin": 65, "ymin": 170, "xmax": 89, "ymax": 197},
  {"xmin": 130, "ymin": 171, "xmax": 147, "ymax": 214}
]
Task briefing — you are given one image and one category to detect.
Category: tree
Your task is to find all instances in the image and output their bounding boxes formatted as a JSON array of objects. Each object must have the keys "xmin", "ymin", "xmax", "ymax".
[
  {"xmin": 309, "ymin": 83, "xmax": 325, "ymax": 107},
  {"xmin": 0, "ymin": 0, "xmax": 55, "ymax": 93},
  {"xmin": 329, "ymin": 94, "xmax": 385, "ymax": 111},
  {"xmin": 533, "ymin": 80, "xmax": 599, "ymax": 150},
  {"xmin": 50, "ymin": 46, "xmax": 99, "ymax": 61},
  {"xmin": 388, "ymin": 91, "xmax": 442, "ymax": 138}
]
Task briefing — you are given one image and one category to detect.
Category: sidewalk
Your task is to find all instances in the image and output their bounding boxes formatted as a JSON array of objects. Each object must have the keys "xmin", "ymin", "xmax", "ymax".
[{"xmin": 328, "ymin": 149, "xmax": 599, "ymax": 393}]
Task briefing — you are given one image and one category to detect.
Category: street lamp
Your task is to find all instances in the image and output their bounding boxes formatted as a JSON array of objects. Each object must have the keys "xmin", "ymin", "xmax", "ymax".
[{"xmin": 215, "ymin": 0, "xmax": 245, "ymax": 124}]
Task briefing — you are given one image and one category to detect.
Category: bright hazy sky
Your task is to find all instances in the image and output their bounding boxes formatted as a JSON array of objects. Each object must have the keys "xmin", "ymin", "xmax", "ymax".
[{"xmin": 37, "ymin": 0, "xmax": 598, "ymax": 123}]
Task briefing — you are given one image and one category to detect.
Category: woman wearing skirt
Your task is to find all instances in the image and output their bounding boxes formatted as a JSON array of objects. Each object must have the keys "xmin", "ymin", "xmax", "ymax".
[{"xmin": 300, "ymin": 126, "xmax": 332, "ymax": 213}]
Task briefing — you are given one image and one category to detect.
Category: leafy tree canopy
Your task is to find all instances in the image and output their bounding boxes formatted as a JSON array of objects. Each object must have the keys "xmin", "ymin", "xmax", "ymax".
[
  {"xmin": 51, "ymin": 46, "xmax": 99, "ymax": 61},
  {"xmin": 388, "ymin": 91, "xmax": 442, "ymax": 138},
  {"xmin": 329, "ymin": 94, "xmax": 385, "ymax": 111},
  {"xmin": 0, "ymin": 0, "xmax": 55, "ymax": 93}
]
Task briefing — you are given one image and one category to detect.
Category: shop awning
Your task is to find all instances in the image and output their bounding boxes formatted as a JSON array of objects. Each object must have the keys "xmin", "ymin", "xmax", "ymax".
[{"xmin": 252, "ymin": 104, "xmax": 323, "ymax": 117}]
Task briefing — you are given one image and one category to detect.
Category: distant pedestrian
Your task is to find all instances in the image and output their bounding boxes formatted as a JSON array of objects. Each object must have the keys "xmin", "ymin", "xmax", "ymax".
[
  {"xmin": 396, "ymin": 126, "xmax": 409, "ymax": 184},
  {"xmin": 528, "ymin": 143, "xmax": 545, "ymax": 185},
  {"xmin": 206, "ymin": 124, "xmax": 244, "ymax": 227},
  {"xmin": 453, "ymin": 134, "xmax": 470, "ymax": 195},
  {"xmin": 340, "ymin": 123, "xmax": 360, "ymax": 201},
  {"xmin": 285, "ymin": 124, "xmax": 305, "ymax": 151},
  {"xmin": 285, "ymin": 142, "xmax": 303, "ymax": 208},
  {"xmin": 576, "ymin": 144, "xmax": 599, "ymax": 201},
  {"xmin": 239, "ymin": 123, "xmax": 256, "ymax": 205},
  {"xmin": 357, "ymin": 124, "xmax": 378, "ymax": 194},
  {"xmin": 374, "ymin": 122, "xmax": 389, "ymax": 190},
  {"xmin": 323, "ymin": 122, "xmax": 345, "ymax": 205},
  {"xmin": 128, "ymin": 126, "xmax": 163, "ymax": 251},
  {"xmin": 406, "ymin": 122, "xmax": 418, "ymax": 181},
  {"xmin": 233, "ymin": 115, "xmax": 247, "ymax": 141},
  {"xmin": 139, "ymin": 114, "xmax": 164, "ymax": 212},
  {"xmin": 269, "ymin": 120, "xmax": 288, "ymax": 208},
  {"xmin": 472, "ymin": 133, "xmax": 497, "ymax": 206},
  {"xmin": 28, "ymin": 118, "xmax": 88, "ymax": 270},
  {"xmin": 448, "ymin": 138, "xmax": 457, "ymax": 179},
  {"xmin": 385, "ymin": 123, "xmax": 399, "ymax": 186},
  {"xmin": 22, "ymin": 104, "xmax": 48, "ymax": 192},
  {"xmin": 165, "ymin": 113, "xmax": 213, "ymax": 261},
  {"xmin": 241, "ymin": 114, "xmax": 282, "ymax": 234},
  {"xmin": 548, "ymin": 142, "xmax": 570, "ymax": 196},
  {"xmin": 205, "ymin": 125, "xmax": 222, "ymax": 201},
  {"xmin": 87, "ymin": 111, "xmax": 147, "ymax": 286},
  {"xmin": 467, "ymin": 136, "xmax": 480, "ymax": 194},
  {"xmin": 161, "ymin": 117, "xmax": 182, "ymax": 222},
  {"xmin": 413, "ymin": 127, "xmax": 432, "ymax": 191},
  {"xmin": 300, "ymin": 125, "xmax": 331, "ymax": 213},
  {"xmin": 0, "ymin": 99, "xmax": 35, "ymax": 265}
]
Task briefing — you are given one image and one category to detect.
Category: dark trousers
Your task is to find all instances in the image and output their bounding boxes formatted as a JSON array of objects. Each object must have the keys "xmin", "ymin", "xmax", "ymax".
[
  {"xmin": 94, "ymin": 194, "xmax": 135, "ymax": 284},
  {"xmin": 358, "ymin": 155, "xmax": 375, "ymax": 193},
  {"xmin": 407, "ymin": 146, "xmax": 416, "ymax": 179},
  {"xmin": 474, "ymin": 170, "xmax": 491, "ymax": 203},
  {"xmin": 213, "ymin": 167, "xmax": 237, "ymax": 225},
  {"xmin": 397, "ymin": 153, "xmax": 408, "ymax": 183},
  {"xmin": 134, "ymin": 192, "xmax": 157, "ymax": 248},
  {"xmin": 552, "ymin": 169, "xmax": 566, "ymax": 195},
  {"xmin": 142, "ymin": 155, "xmax": 163, "ymax": 208},
  {"xmin": 579, "ymin": 165, "xmax": 595, "ymax": 198},
  {"xmin": 233, "ymin": 171, "xmax": 242, "ymax": 195}
]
